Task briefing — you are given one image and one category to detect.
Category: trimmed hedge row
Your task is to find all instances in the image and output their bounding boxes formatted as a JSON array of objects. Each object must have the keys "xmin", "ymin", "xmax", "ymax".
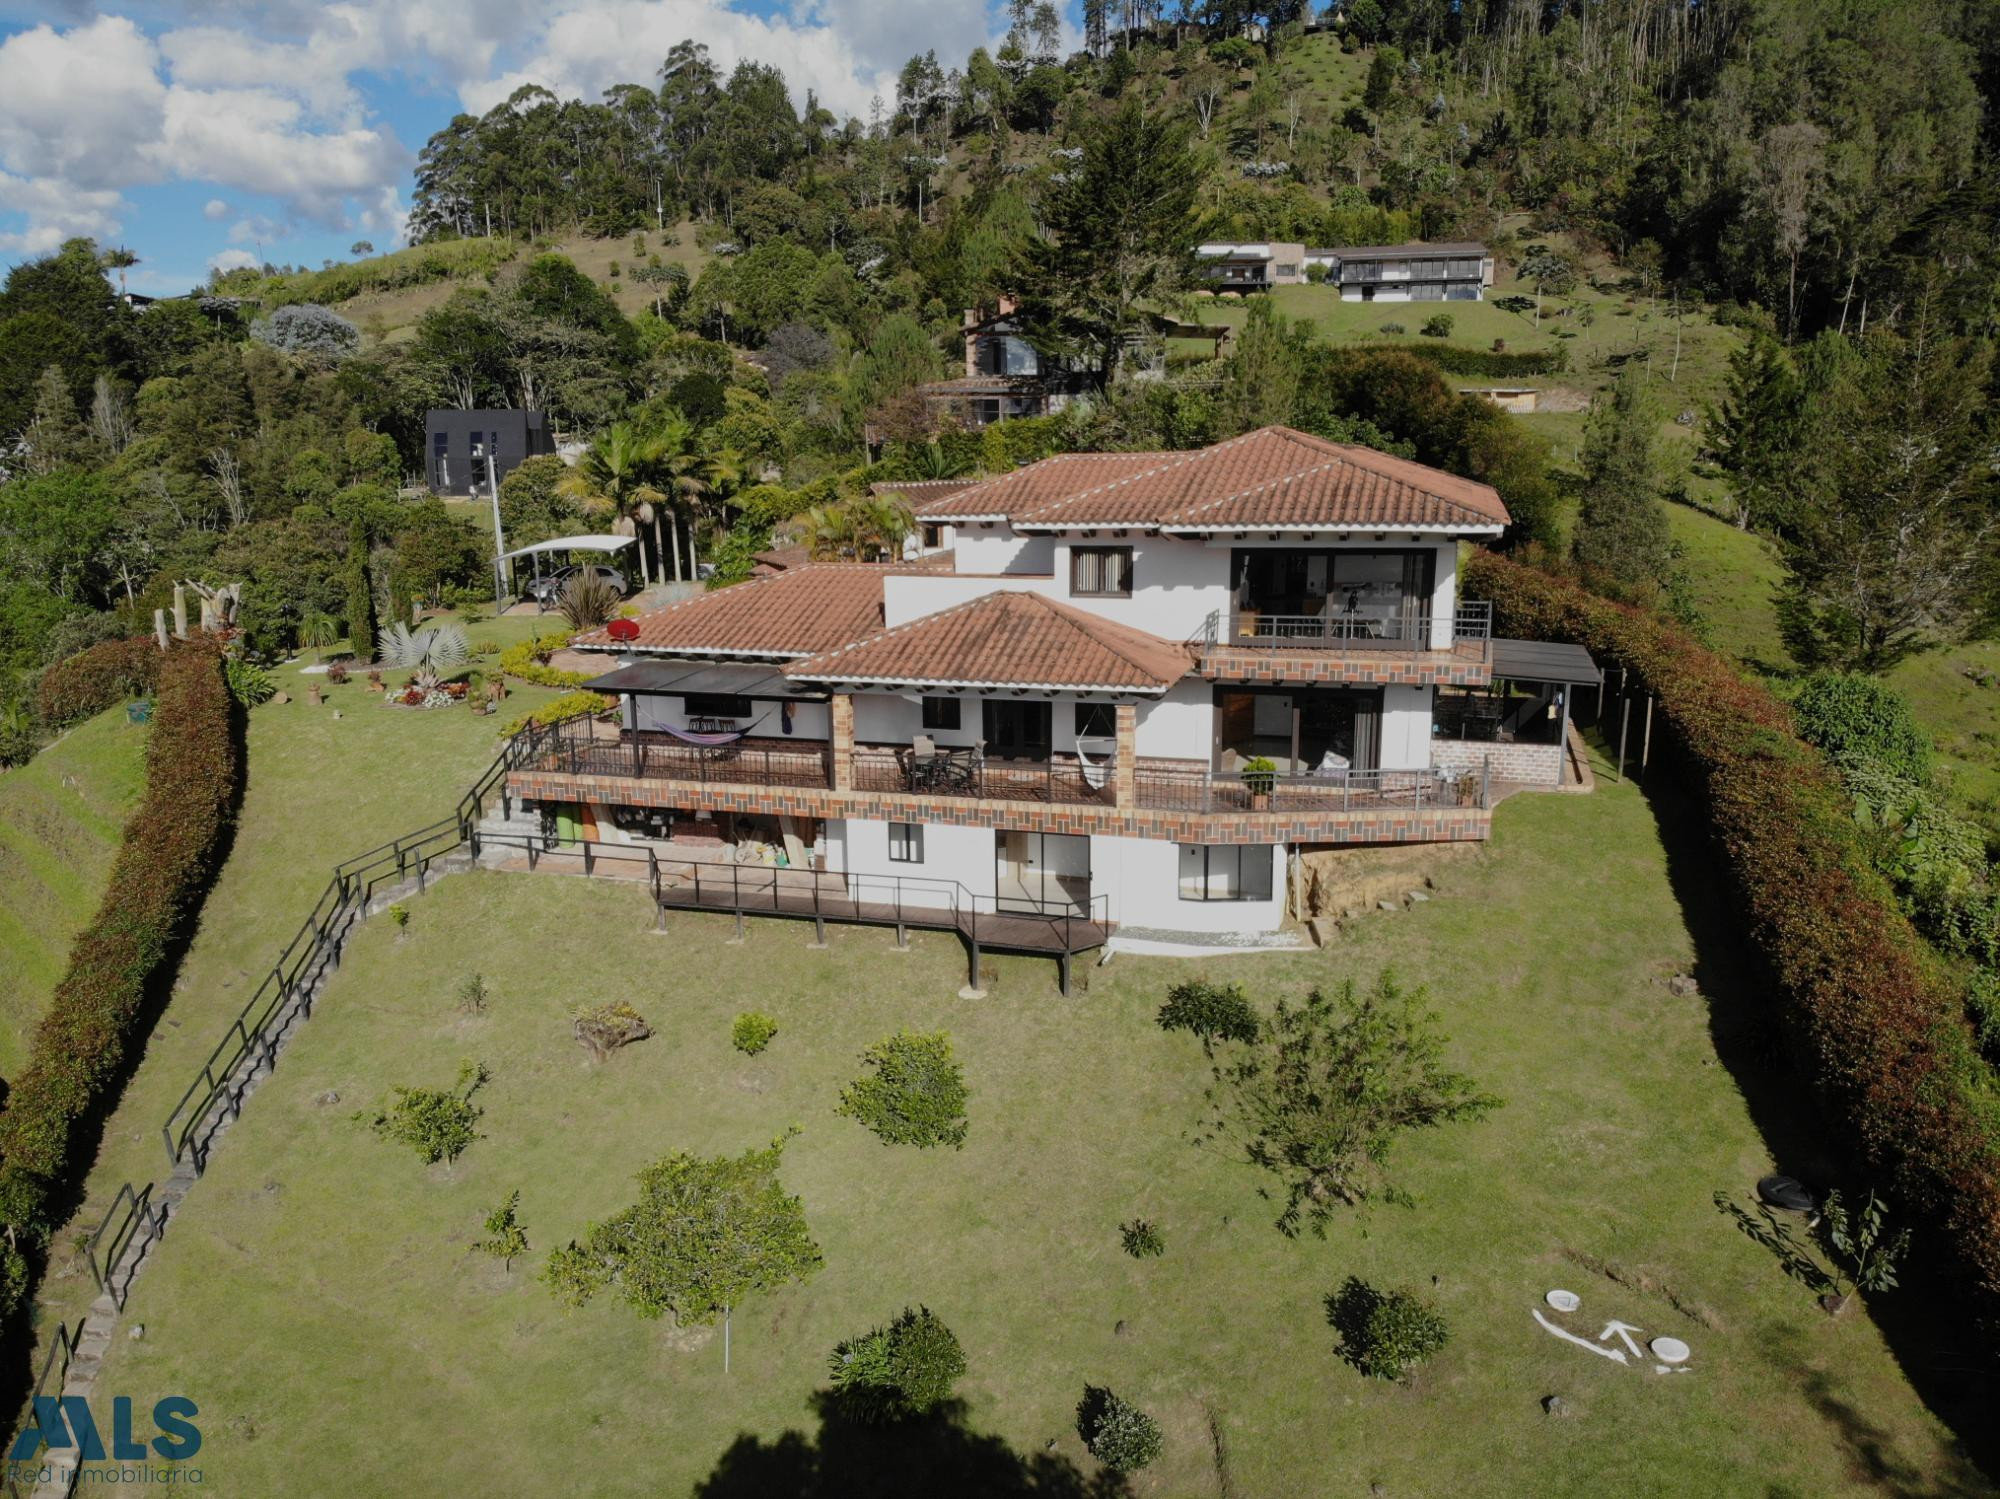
[
  {"xmin": 1380, "ymin": 343, "xmax": 1570, "ymax": 378},
  {"xmin": 35, "ymin": 637, "xmax": 162, "ymax": 728},
  {"xmin": 0, "ymin": 638, "xmax": 239, "ymax": 1257},
  {"xmin": 497, "ymin": 634, "xmax": 595, "ymax": 690},
  {"xmin": 1464, "ymin": 550, "xmax": 2000, "ymax": 1328}
]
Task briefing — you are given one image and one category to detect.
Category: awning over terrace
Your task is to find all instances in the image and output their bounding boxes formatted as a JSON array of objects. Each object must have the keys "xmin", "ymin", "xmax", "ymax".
[
  {"xmin": 1489, "ymin": 638, "xmax": 1600, "ymax": 685},
  {"xmin": 580, "ymin": 661, "xmax": 829, "ymax": 702},
  {"xmin": 498, "ymin": 534, "xmax": 636, "ymax": 563}
]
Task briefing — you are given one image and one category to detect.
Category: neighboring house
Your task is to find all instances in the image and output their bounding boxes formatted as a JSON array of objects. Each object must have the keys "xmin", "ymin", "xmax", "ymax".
[
  {"xmin": 1459, "ymin": 386, "xmax": 1540, "ymax": 413},
  {"xmin": 425, "ymin": 409, "xmax": 558, "ymax": 497},
  {"xmin": 1315, "ymin": 242, "xmax": 1495, "ymax": 302},
  {"xmin": 504, "ymin": 428, "xmax": 1593, "ymax": 958},
  {"xmin": 903, "ymin": 299, "xmax": 1098, "ymax": 433},
  {"xmin": 1196, "ymin": 242, "xmax": 1308, "ymax": 291}
]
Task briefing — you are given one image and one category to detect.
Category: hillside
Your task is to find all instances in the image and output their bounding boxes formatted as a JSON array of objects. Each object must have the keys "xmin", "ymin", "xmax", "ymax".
[{"xmin": 0, "ymin": 703, "xmax": 149, "ymax": 1080}]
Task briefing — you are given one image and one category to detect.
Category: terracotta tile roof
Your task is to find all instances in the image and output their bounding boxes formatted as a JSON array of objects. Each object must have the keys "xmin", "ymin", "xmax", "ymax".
[
  {"xmin": 907, "ymin": 452, "xmax": 1172, "ymax": 520},
  {"xmin": 751, "ymin": 546, "xmax": 810, "ymax": 573},
  {"xmin": 918, "ymin": 427, "xmax": 1507, "ymax": 531},
  {"xmin": 572, "ymin": 565, "xmax": 889, "ymax": 658},
  {"xmin": 785, "ymin": 591, "xmax": 1192, "ymax": 693},
  {"xmin": 867, "ymin": 477, "xmax": 983, "ymax": 506}
]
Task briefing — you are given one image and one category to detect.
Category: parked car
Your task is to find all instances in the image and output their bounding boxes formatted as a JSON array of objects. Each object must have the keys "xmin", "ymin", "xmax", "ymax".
[{"xmin": 527, "ymin": 563, "xmax": 627, "ymax": 609}]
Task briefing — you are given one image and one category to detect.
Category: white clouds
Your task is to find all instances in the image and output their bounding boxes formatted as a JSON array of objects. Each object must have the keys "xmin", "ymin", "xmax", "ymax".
[
  {"xmin": 0, "ymin": 168, "xmax": 126, "ymax": 255},
  {"xmin": 0, "ymin": 17, "xmax": 167, "ymax": 191},
  {"xmin": 207, "ymin": 247, "xmax": 260, "ymax": 273},
  {"xmin": 203, "ymin": 198, "xmax": 232, "ymax": 220}
]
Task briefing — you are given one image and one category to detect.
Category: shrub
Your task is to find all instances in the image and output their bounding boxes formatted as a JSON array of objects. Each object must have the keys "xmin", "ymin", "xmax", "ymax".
[
  {"xmin": 325, "ymin": 660, "xmax": 350, "ymax": 685},
  {"xmin": 1419, "ymin": 312, "xmax": 1455, "ymax": 338},
  {"xmin": 361, "ymin": 1060, "xmax": 488, "ymax": 1164},
  {"xmin": 35, "ymin": 636, "xmax": 160, "ymax": 727},
  {"xmin": 1199, "ymin": 972, "xmax": 1500, "ymax": 1235},
  {"xmin": 1378, "ymin": 321, "xmax": 1406, "ymax": 335},
  {"xmin": 1158, "ymin": 980, "xmax": 1259, "ymax": 1047},
  {"xmin": 837, "ymin": 1030, "xmax": 970, "ymax": 1149},
  {"xmin": 1380, "ymin": 342, "xmax": 1569, "ymax": 377},
  {"xmin": 1120, "ymin": 1218, "xmax": 1165, "ymax": 1258},
  {"xmin": 828, "ymin": 1306, "xmax": 967, "ymax": 1421},
  {"xmin": 558, "ymin": 572, "xmax": 622, "ymax": 630},
  {"xmin": 388, "ymin": 903, "xmax": 409, "ymax": 928},
  {"xmin": 474, "ymin": 1189, "xmax": 529, "ymax": 1267},
  {"xmin": 733, "ymin": 1011, "xmax": 779, "ymax": 1055},
  {"xmin": 1325, "ymin": 1277, "xmax": 1450, "ymax": 1379},
  {"xmin": 1463, "ymin": 549, "xmax": 2000, "ymax": 1338},
  {"xmin": 497, "ymin": 633, "xmax": 594, "ymax": 689},
  {"xmin": 456, "ymin": 972, "xmax": 490, "ymax": 1015},
  {"xmin": 1075, "ymin": 1386, "xmax": 1162, "ymax": 1472},
  {"xmin": 223, "ymin": 656, "xmax": 276, "ymax": 707},
  {"xmin": 1791, "ymin": 672, "xmax": 1933, "ymax": 785},
  {"xmin": 1241, "ymin": 755, "xmax": 1278, "ymax": 794},
  {"xmin": 0, "ymin": 638, "xmax": 237, "ymax": 1262},
  {"xmin": 497, "ymin": 690, "xmax": 614, "ymax": 738},
  {"xmin": 575, "ymin": 1001, "xmax": 650, "ymax": 1061}
]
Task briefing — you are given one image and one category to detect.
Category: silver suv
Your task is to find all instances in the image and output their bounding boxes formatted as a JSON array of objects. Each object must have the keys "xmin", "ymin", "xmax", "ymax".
[{"xmin": 527, "ymin": 563, "xmax": 627, "ymax": 608}]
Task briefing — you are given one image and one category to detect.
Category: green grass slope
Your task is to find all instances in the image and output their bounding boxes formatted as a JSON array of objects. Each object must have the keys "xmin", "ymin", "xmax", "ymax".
[{"xmin": 0, "ymin": 705, "xmax": 150, "ymax": 1081}]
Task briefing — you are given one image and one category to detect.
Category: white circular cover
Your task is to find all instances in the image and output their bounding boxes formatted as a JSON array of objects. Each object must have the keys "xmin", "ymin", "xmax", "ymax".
[
  {"xmin": 1544, "ymin": 1289, "xmax": 1580, "ymax": 1312},
  {"xmin": 1650, "ymin": 1336, "xmax": 1691, "ymax": 1364}
]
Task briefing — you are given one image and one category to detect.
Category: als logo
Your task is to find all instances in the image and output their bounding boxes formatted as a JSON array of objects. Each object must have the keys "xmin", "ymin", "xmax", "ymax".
[{"xmin": 8, "ymin": 1396, "xmax": 201, "ymax": 1462}]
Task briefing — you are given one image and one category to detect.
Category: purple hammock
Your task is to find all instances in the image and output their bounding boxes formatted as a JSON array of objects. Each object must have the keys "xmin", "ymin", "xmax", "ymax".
[{"xmin": 653, "ymin": 715, "xmax": 770, "ymax": 748}]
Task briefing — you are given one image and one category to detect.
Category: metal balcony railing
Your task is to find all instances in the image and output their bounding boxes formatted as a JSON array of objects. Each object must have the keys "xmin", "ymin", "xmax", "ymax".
[{"xmin": 1200, "ymin": 600, "xmax": 1492, "ymax": 659}]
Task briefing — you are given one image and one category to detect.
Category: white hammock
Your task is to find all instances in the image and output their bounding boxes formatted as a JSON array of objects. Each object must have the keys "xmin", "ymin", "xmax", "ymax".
[{"xmin": 1075, "ymin": 734, "xmax": 1117, "ymax": 790}]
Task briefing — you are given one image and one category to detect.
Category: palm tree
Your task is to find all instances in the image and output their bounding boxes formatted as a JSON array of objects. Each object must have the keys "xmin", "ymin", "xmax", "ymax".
[
  {"xmin": 378, "ymin": 621, "xmax": 469, "ymax": 692},
  {"xmin": 558, "ymin": 424, "xmax": 668, "ymax": 587},
  {"xmin": 100, "ymin": 245, "xmax": 140, "ymax": 299},
  {"xmin": 797, "ymin": 503, "xmax": 862, "ymax": 561},
  {"xmin": 854, "ymin": 494, "xmax": 916, "ymax": 560}
]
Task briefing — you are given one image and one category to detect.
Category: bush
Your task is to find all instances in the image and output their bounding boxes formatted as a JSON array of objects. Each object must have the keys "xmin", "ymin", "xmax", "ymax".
[
  {"xmin": 497, "ymin": 633, "xmax": 594, "ymax": 689},
  {"xmin": 1241, "ymin": 755, "xmax": 1278, "ymax": 794},
  {"xmin": 837, "ymin": 1030, "xmax": 969, "ymax": 1149},
  {"xmin": 1120, "ymin": 1218, "xmax": 1165, "ymax": 1258},
  {"xmin": 1325, "ymin": 1277, "xmax": 1450, "ymax": 1379},
  {"xmin": 1380, "ymin": 342, "xmax": 1569, "ymax": 377},
  {"xmin": 558, "ymin": 572, "xmax": 621, "ymax": 629},
  {"xmin": 1463, "ymin": 549, "xmax": 2000, "ymax": 1339},
  {"xmin": 1792, "ymin": 672, "xmax": 1934, "ymax": 785},
  {"xmin": 223, "ymin": 656, "xmax": 276, "ymax": 707},
  {"xmin": 497, "ymin": 690, "xmax": 614, "ymax": 738},
  {"xmin": 574, "ymin": 1001, "xmax": 650, "ymax": 1061},
  {"xmin": 1420, "ymin": 312, "xmax": 1455, "ymax": 338},
  {"xmin": 1075, "ymin": 1386, "xmax": 1162, "ymax": 1472},
  {"xmin": 361, "ymin": 1060, "xmax": 488, "ymax": 1164},
  {"xmin": 1378, "ymin": 321, "xmax": 1406, "ymax": 335},
  {"xmin": 0, "ymin": 639, "xmax": 237, "ymax": 1262},
  {"xmin": 474, "ymin": 1189, "xmax": 529, "ymax": 1267},
  {"xmin": 733, "ymin": 1011, "xmax": 779, "ymax": 1055},
  {"xmin": 35, "ymin": 636, "xmax": 160, "ymax": 727},
  {"xmin": 828, "ymin": 1306, "xmax": 967, "ymax": 1421},
  {"xmin": 456, "ymin": 972, "xmax": 490, "ymax": 1015},
  {"xmin": 1158, "ymin": 980, "xmax": 1259, "ymax": 1047}
]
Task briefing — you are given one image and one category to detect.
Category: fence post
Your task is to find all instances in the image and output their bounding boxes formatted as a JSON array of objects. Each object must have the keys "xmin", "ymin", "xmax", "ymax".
[
  {"xmin": 1616, "ymin": 690, "xmax": 1631, "ymax": 782},
  {"xmin": 1481, "ymin": 754, "xmax": 1491, "ymax": 810}
]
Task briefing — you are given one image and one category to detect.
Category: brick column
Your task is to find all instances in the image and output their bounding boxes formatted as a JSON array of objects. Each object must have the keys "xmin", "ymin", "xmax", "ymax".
[
  {"xmin": 1114, "ymin": 701, "xmax": 1137, "ymax": 810},
  {"xmin": 830, "ymin": 692, "xmax": 854, "ymax": 791}
]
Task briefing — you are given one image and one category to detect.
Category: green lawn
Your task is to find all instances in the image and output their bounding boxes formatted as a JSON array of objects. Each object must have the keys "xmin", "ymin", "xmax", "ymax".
[
  {"xmin": 76, "ymin": 752, "xmax": 1983, "ymax": 1496},
  {"xmin": 27, "ymin": 653, "xmax": 568, "ymax": 1335},
  {"xmin": 0, "ymin": 705, "xmax": 149, "ymax": 1082}
]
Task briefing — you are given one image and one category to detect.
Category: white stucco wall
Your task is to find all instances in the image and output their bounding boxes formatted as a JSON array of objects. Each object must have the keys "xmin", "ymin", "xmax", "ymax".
[
  {"xmin": 838, "ymin": 817, "xmax": 997, "ymax": 911},
  {"xmin": 851, "ymin": 690, "xmax": 1123, "ymax": 756},
  {"xmin": 1137, "ymin": 680, "xmax": 1213, "ymax": 759},
  {"xmin": 1379, "ymin": 684, "xmax": 1434, "ymax": 770},
  {"xmin": 1050, "ymin": 535, "xmax": 1233, "ymax": 640},
  {"xmin": 948, "ymin": 525, "xmax": 1054, "ymax": 578},
  {"xmin": 1093, "ymin": 835, "xmax": 1287, "ymax": 934}
]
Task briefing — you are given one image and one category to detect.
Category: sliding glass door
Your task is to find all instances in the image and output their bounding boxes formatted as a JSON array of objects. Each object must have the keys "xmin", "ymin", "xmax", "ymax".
[{"xmin": 1213, "ymin": 687, "xmax": 1379, "ymax": 776}]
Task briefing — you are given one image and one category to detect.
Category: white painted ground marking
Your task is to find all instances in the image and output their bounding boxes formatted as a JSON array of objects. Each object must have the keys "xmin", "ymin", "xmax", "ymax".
[
  {"xmin": 1533, "ymin": 1308, "xmax": 1628, "ymax": 1364},
  {"xmin": 1598, "ymin": 1320, "xmax": 1647, "ymax": 1359}
]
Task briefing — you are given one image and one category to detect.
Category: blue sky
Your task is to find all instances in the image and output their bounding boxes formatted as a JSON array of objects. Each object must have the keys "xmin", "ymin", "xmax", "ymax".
[{"xmin": 0, "ymin": 0, "xmax": 1028, "ymax": 294}]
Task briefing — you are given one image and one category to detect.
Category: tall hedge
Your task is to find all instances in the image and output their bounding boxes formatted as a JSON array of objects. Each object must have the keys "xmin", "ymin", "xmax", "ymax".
[
  {"xmin": 1463, "ymin": 550, "xmax": 2000, "ymax": 1331},
  {"xmin": 1377, "ymin": 343, "xmax": 1570, "ymax": 378},
  {"xmin": 35, "ymin": 636, "xmax": 161, "ymax": 728},
  {"xmin": 0, "ymin": 637, "xmax": 238, "ymax": 1257}
]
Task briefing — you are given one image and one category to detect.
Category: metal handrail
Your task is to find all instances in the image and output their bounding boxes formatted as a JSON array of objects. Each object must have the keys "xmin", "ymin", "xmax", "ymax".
[
  {"xmin": 1133, "ymin": 764, "xmax": 1468, "ymax": 813},
  {"xmin": 1200, "ymin": 598, "xmax": 1494, "ymax": 654},
  {"xmin": 5, "ymin": 1321, "xmax": 79, "ymax": 1498},
  {"xmin": 85, "ymin": 1182, "xmax": 161, "ymax": 1310}
]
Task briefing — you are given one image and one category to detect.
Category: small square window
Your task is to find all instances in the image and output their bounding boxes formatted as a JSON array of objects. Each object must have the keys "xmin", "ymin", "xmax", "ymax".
[
  {"xmin": 685, "ymin": 693, "xmax": 751, "ymax": 720},
  {"xmin": 921, "ymin": 697, "xmax": 961, "ymax": 730},
  {"xmin": 889, "ymin": 822, "xmax": 924, "ymax": 863},
  {"xmin": 1071, "ymin": 546, "xmax": 1133, "ymax": 598}
]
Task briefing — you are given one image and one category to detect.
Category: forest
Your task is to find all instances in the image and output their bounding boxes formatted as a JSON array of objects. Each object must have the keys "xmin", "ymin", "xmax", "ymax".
[{"xmin": 0, "ymin": 0, "xmax": 1993, "ymax": 758}]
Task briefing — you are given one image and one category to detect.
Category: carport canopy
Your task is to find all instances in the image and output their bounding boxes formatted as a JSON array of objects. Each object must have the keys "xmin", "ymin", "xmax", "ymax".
[
  {"xmin": 498, "ymin": 534, "xmax": 635, "ymax": 563},
  {"xmin": 1490, "ymin": 638, "xmax": 1599, "ymax": 685}
]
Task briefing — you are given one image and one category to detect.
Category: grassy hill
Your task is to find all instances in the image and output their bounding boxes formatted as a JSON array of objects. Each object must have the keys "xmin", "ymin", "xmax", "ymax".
[{"xmin": 0, "ymin": 704, "xmax": 150, "ymax": 1081}]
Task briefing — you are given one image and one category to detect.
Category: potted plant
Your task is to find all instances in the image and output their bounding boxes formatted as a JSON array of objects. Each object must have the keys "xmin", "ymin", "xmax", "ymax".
[{"xmin": 1243, "ymin": 756, "xmax": 1278, "ymax": 809}]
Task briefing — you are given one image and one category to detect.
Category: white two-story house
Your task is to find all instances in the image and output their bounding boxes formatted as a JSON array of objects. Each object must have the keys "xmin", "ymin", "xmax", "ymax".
[{"xmin": 501, "ymin": 427, "xmax": 1586, "ymax": 984}]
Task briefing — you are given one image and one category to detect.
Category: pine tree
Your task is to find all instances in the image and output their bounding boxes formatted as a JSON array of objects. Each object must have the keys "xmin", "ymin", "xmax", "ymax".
[
  {"xmin": 1710, "ymin": 334, "xmax": 1804, "ymax": 531},
  {"xmin": 22, "ymin": 364, "xmax": 86, "ymax": 475},
  {"xmin": 345, "ymin": 520, "xmax": 378, "ymax": 664},
  {"xmin": 1572, "ymin": 368, "xmax": 1671, "ymax": 588}
]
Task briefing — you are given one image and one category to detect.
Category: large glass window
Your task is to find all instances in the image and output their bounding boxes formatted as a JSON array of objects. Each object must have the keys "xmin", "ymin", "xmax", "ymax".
[
  {"xmin": 1178, "ymin": 844, "xmax": 1275, "ymax": 901},
  {"xmin": 684, "ymin": 693, "xmax": 750, "ymax": 720},
  {"xmin": 1074, "ymin": 702, "xmax": 1115, "ymax": 738},
  {"xmin": 889, "ymin": 822, "xmax": 924, "ymax": 863},
  {"xmin": 1071, "ymin": 545, "xmax": 1133, "ymax": 598},
  {"xmin": 921, "ymin": 696, "xmax": 961, "ymax": 730}
]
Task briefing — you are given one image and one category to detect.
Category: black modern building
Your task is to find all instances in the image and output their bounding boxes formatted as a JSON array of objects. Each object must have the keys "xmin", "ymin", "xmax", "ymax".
[{"xmin": 424, "ymin": 409, "xmax": 557, "ymax": 497}]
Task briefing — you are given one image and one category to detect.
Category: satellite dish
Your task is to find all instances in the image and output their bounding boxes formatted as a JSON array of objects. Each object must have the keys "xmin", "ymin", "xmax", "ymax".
[{"xmin": 607, "ymin": 618, "xmax": 640, "ymax": 642}]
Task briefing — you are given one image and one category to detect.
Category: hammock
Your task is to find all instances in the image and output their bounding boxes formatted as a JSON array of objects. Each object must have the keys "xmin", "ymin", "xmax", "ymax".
[
  {"xmin": 1075, "ymin": 734, "xmax": 1117, "ymax": 790},
  {"xmin": 655, "ymin": 714, "xmax": 770, "ymax": 748}
]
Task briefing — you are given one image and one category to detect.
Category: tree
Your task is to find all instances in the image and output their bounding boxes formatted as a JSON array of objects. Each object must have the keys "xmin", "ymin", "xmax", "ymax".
[
  {"xmin": 1223, "ymin": 299, "xmax": 1310, "ymax": 434},
  {"xmin": 250, "ymin": 304, "xmax": 361, "ymax": 364},
  {"xmin": 344, "ymin": 519, "xmax": 378, "ymax": 662},
  {"xmin": 1075, "ymin": 1387, "xmax": 1161, "ymax": 1473},
  {"xmin": 1011, "ymin": 99, "xmax": 1208, "ymax": 387},
  {"xmin": 350, "ymin": 241, "xmax": 376, "ymax": 257},
  {"xmin": 1710, "ymin": 334, "xmax": 1805, "ymax": 531},
  {"xmin": 836, "ymin": 1030, "xmax": 969, "ymax": 1148},
  {"xmin": 20, "ymin": 364, "xmax": 87, "ymax": 475},
  {"xmin": 540, "ymin": 1134, "xmax": 822, "ymax": 1371},
  {"xmin": 1572, "ymin": 368, "xmax": 1671, "ymax": 589},
  {"xmin": 1197, "ymin": 972, "xmax": 1499, "ymax": 1236},
  {"xmin": 828, "ymin": 1306, "xmax": 967, "ymax": 1421},
  {"xmin": 558, "ymin": 423, "xmax": 670, "ymax": 586},
  {"xmin": 1778, "ymin": 313, "xmax": 1996, "ymax": 671}
]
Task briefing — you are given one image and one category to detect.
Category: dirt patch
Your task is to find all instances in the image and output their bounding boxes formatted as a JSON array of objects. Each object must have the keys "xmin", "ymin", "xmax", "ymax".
[
  {"xmin": 1292, "ymin": 842, "xmax": 1482, "ymax": 920},
  {"xmin": 1557, "ymin": 1245, "xmax": 1723, "ymax": 1330}
]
